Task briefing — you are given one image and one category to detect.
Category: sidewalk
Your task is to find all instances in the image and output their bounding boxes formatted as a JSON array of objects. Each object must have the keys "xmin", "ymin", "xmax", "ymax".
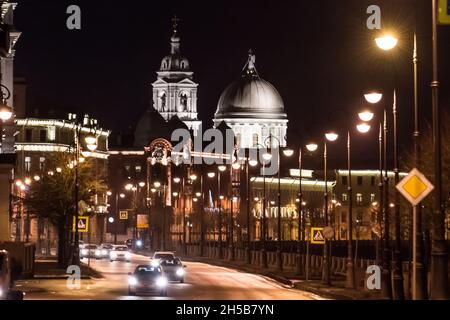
[
  {"xmin": 176, "ymin": 254, "xmax": 382, "ymax": 300},
  {"xmin": 34, "ymin": 259, "xmax": 103, "ymax": 280}
]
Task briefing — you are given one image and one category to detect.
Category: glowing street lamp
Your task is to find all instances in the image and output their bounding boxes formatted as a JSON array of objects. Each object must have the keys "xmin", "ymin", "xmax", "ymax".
[
  {"xmin": 262, "ymin": 152, "xmax": 272, "ymax": 161},
  {"xmin": 173, "ymin": 177, "xmax": 181, "ymax": 184},
  {"xmin": 119, "ymin": 193, "xmax": 126, "ymax": 199},
  {"xmin": 24, "ymin": 178, "xmax": 32, "ymax": 186},
  {"xmin": 190, "ymin": 174, "xmax": 198, "ymax": 181},
  {"xmin": 364, "ymin": 92, "xmax": 383, "ymax": 104},
  {"xmin": 33, "ymin": 175, "xmax": 41, "ymax": 181},
  {"xmin": 283, "ymin": 149, "xmax": 295, "ymax": 157},
  {"xmin": 325, "ymin": 132, "xmax": 339, "ymax": 142},
  {"xmin": 375, "ymin": 34, "xmax": 398, "ymax": 51},
  {"xmin": 232, "ymin": 162, "xmax": 241, "ymax": 170},
  {"xmin": 218, "ymin": 165, "xmax": 227, "ymax": 172},
  {"xmin": 358, "ymin": 111, "xmax": 374, "ymax": 122},
  {"xmin": 207, "ymin": 172, "xmax": 216, "ymax": 178},
  {"xmin": 306, "ymin": 143, "xmax": 319, "ymax": 152},
  {"xmin": 356, "ymin": 123, "xmax": 371, "ymax": 134},
  {"xmin": 125, "ymin": 183, "xmax": 133, "ymax": 191},
  {"xmin": 249, "ymin": 159, "xmax": 258, "ymax": 167},
  {"xmin": 154, "ymin": 181, "xmax": 161, "ymax": 188},
  {"xmin": 139, "ymin": 182, "xmax": 146, "ymax": 188}
]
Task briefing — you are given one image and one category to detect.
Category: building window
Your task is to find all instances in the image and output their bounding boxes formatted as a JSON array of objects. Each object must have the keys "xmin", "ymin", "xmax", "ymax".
[
  {"xmin": 356, "ymin": 193, "xmax": 363, "ymax": 205},
  {"xmin": 252, "ymin": 134, "xmax": 259, "ymax": 147},
  {"xmin": 48, "ymin": 127, "xmax": 56, "ymax": 141},
  {"xmin": 25, "ymin": 157, "xmax": 31, "ymax": 172},
  {"xmin": 342, "ymin": 193, "xmax": 348, "ymax": 203},
  {"xmin": 371, "ymin": 176, "xmax": 375, "ymax": 186},
  {"xmin": 357, "ymin": 176, "xmax": 363, "ymax": 186},
  {"xmin": 40, "ymin": 130, "xmax": 47, "ymax": 142},
  {"xmin": 39, "ymin": 157, "xmax": 46, "ymax": 171},
  {"xmin": 341, "ymin": 211, "xmax": 347, "ymax": 223},
  {"xmin": 370, "ymin": 194, "xmax": 376, "ymax": 203},
  {"xmin": 124, "ymin": 165, "xmax": 131, "ymax": 174},
  {"xmin": 135, "ymin": 166, "xmax": 142, "ymax": 174},
  {"xmin": 342, "ymin": 176, "xmax": 348, "ymax": 185},
  {"xmin": 25, "ymin": 129, "xmax": 32, "ymax": 142}
]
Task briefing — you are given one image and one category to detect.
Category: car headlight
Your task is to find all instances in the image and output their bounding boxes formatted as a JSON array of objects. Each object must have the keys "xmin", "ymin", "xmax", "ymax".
[
  {"xmin": 136, "ymin": 240, "xmax": 143, "ymax": 247},
  {"xmin": 81, "ymin": 249, "xmax": 88, "ymax": 255},
  {"xmin": 110, "ymin": 252, "xmax": 117, "ymax": 258},
  {"xmin": 156, "ymin": 276, "xmax": 168, "ymax": 287},
  {"xmin": 102, "ymin": 250, "xmax": 107, "ymax": 255},
  {"xmin": 95, "ymin": 250, "xmax": 101, "ymax": 256},
  {"xmin": 128, "ymin": 276, "xmax": 138, "ymax": 286},
  {"xmin": 150, "ymin": 260, "xmax": 160, "ymax": 267},
  {"xmin": 176, "ymin": 268, "xmax": 185, "ymax": 277}
]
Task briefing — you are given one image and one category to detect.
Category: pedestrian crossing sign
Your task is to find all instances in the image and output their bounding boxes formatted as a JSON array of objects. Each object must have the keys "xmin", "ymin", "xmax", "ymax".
[
  {"xmin": 72, "ymin": 216, "xmax": 89, "ymax": 233},
  {"xmin": 438, "ymin": 0, "xmax": 450, "ymax": 24},
  {"xmin": 311, "ymin": 228, "xmax": 325, "ymax": 244},
  {"xmin": 119, "ymin": 210, "xmax": 128, "ymax": 220}
]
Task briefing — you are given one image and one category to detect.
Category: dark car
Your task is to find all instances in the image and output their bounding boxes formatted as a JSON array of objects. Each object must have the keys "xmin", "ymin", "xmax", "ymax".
[
  {"xmin": 128, "ymin": 265, "xmax": 168, "ymax": 296},
  {"xmin": 159, "ymin": 257, "xmax": 186, "ymax": 283}
]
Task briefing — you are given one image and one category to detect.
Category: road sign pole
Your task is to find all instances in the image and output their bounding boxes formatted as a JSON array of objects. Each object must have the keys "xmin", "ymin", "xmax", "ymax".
[{"xmin": 413, "ymin": 205, "xmax": 417, "ymax": 300}]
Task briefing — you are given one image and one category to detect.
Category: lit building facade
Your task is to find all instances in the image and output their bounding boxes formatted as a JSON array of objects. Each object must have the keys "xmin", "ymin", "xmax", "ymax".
[{"xmin": 12, "ymin": 115, "xmax": 110, "ymax": 249}]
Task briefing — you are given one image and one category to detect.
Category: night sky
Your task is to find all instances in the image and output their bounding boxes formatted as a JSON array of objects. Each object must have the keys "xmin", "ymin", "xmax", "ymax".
[{"xmin": 12, "ymin": 0, "xmax": 450, "ymax": 169}]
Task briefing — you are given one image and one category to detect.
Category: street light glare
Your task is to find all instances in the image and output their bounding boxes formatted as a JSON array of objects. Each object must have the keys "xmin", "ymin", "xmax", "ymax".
[
  {"xmin": 107, "ymin": 191, "xmax": 112, "ymax": 196},
  {"xmin": 139, "ymin": 182, "xmax": 146, "ymax": 188},
  {"xmin": 249, "ymin": 159, "xmax": 258, "ymax": 167},
  {"xmin": 154, "ymin": 181, "xmax": 161, "ymax": 188},
  {"xmin": 357, "ymin": 123, "xmax": 371, "ymax": 134},
  {"xmin": 364, "ymin": 92, "xmax": 383, "ymax": 104},
  {"xmin": 190, "ymin": 174, "xmax": 198, "ymax": 181},
  {"xmin": 375, "ymin": 34, "xmax": 398, "ymax": 51},
  {"xmin": 120, "ymin": 193, "xmax": 126, "ymax": 198},
  {"xmin": 358, "ymin": 111, "xmax": 374, "ymax": 122},
  {"xmin": 325, "ymin": 132, "xmax": 339, "ymax": 142},
  {"xmin": 218, "ymin": 165, "xmax": 227, "ymax": 172},
  {"xmin": 125, "ymin": 184, "xmax": 133, "ymax": 191}
]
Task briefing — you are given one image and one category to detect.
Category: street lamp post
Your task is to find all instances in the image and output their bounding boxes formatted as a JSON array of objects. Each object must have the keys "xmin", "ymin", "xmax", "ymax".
[
  {"xmin": 322, "ymin": 133, "xmax": 338, "ymax": 285},
  {"xmin": 218, "ymin": 165, "xmax": 226, "ymax": 259}
]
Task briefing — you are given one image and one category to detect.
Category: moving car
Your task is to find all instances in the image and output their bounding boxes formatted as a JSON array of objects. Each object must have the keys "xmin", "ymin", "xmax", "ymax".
[
  {"xmin": 128, "ymin": 265, "xmax": 168, "ymax": 296},
  {"xmin": 0, "ymin": 250, "xmax": 11, "ymax": 300},
  {"xmin": 98, "ymin": 244, "xmax": 114, "ymax": 259},
  {"xmin": 159, "ymin": 257, "xmax": 186, "ymax": 283},
  {"xmin": 110, "ymin": 245, "xmax": 131, "ymax": 262},
  {"xmin": 80, "ymin": 244, "xmax": 101, "ymax": 260},
  {"xmin": 152, "ymin": 251, "xmax": 176, "ymax": 261}
]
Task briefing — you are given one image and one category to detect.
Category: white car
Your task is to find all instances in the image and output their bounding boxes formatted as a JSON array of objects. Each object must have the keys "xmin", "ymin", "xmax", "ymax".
[{"xmin": 110, "ymin": 245, "xmax": 132, "ymax": 262}]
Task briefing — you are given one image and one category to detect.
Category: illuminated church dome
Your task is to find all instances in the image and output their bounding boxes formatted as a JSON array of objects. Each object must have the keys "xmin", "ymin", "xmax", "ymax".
[{"xmin": 213, "ymin": 51, "xmax": 288, "ymax": 148}]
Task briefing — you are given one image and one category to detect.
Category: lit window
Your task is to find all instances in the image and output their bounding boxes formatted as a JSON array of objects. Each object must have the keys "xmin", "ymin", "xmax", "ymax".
[
  {"xmin": 356, "ymin": 194, "xmax": 363, "ymax": 205},
  {"xmin": 342, "ymin": 193, "xmax": 348, "ymax": 203},
  {"xmin": 370, "ymin": 194, "xmax": 376, "ymax": 203},
  {"xmin": 39, "ymin": 157, "xmax": 46, "ymax": 171},
  {"xmin": 25, "ymin": 157, "xmax": 31, "ymax": 172},
  {"xmin": 135, "ymin": 166, "xmax": 142, "ymax": 174},
  {"xmin": 48, "ymin": 127, "xmax": 56, "ymax": 141}
]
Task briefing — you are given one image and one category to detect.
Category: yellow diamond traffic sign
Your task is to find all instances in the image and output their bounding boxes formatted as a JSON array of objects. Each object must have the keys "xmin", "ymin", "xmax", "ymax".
[{"xmin": 396, "ymin": 168, "xmax": 434, "ymax": 206}]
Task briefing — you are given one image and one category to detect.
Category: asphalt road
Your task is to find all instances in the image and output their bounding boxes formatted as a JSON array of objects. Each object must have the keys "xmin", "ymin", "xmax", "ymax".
[{"xmin": 14, "ymin": 253, "xmax": 325, "ymax": 300}]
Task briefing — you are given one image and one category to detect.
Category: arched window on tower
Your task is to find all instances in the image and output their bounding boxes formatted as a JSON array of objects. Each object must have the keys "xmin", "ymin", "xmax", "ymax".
[
  {"xmin": 160, "ymin": 93, "xmax": 167, "ymax": 111},
  {"xmin": 179, "ymin": 93, "xmax": 188, "ymax": 112}
]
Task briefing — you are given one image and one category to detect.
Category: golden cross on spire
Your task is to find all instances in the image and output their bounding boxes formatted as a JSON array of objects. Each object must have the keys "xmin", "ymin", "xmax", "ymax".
[{"xmin": 172, "ymin": 15, "xmax": 180, "ymax": 32}]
